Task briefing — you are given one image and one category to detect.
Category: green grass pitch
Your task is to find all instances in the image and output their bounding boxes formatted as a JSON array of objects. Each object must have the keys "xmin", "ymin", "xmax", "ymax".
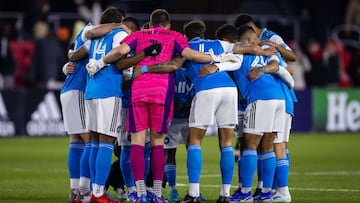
[{"xmin": 0, "ymin": 133, "xmax": 359, "ymax": 203}]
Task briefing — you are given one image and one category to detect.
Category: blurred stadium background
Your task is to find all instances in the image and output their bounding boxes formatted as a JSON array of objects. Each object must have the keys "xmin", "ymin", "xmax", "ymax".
[
  {"xmin": 0, "ymin": 0, "xmax": 359, "ymax": 202},
  {"xmin": 0, "ymin": 0, "xmax": 359, "ymax": 136}
]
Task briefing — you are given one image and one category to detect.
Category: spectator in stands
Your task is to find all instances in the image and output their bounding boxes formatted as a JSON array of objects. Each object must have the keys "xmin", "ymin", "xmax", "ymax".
[
  {"xmin": 287, "ymin": 40, "xmax": 311, "ymax": 90},
  {"xmin": 334, "ymin": 40, "xmax": 353, "ymax": 87},
  {"xmin": 345, "ymin": 0, "xmax": 360, "ymax": 35},
  {"xmin": 27, "ymin": 21, "xmax": 66, "ymax": 89},
  {"xmin": 305, "ymin": 39, "xmax": 326, "ymax": 87},
  {"xmin": 322, "ymin": 38, "xmax": 341, "ymax": 87},
  {"xmin": 0, "ymin": 22, "xmax": 15, "ymax": 89},
  {"xmin": 348, "ymin": 48, "xmax": 360, "ymax": 86}
]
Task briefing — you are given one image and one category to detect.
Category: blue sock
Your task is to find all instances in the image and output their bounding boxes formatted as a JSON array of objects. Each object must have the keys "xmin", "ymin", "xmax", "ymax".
[
  {"xmin": 144, "ymin": 142, "xmax": 151, "ymax": 180},
  {"xmin": 220, "ymin": 146, "xmax": 234, "ymax": 184},
  {"xmin": 237, "ymin": 155, "xmax": 241, "ymax": 186},
  {"xmin": 276, "ymin": 158, "xmax": 289, "ymax": 187},
  {"xmin": 187, "ymin": 145, "xmax": 202, "ymax": 183},
  {"xmin": 94, "ymin": 142, "xmax": 114, "ymax": 186},
  {"xmin": 286, "ymin": 148, "xmax": 290, "ymax": 165},
  {"xmin": 80, "ymin": 142, "xmax": 91, "ymax": 178},
  {"xmin": 272, "ymin": 170, "xmax": 278, "ymax": 190},
  {"xmin": 89, "ymin": 142, "xmax": 99, "ymax": 184},
  {"xmin": 68, "ymin": 142, "xmax": 84, "ymax": 179},
  {"xmin": 120, "ymin": 146, "xmax": 135, "ymax": 188},
  {"xmin": 257, "ymin": 154, "xmax": 263, "ymax": 186},
  {"xmin": 260, "ymin": 152, "xmax": 276, "ymax": 190},
  {"xmin": 165, "ymin": 163, "xmax": 176, "ymax": 187},
  {"xmin": 240, "ymin": 149, "xmax": 257, "ymax": 188}
]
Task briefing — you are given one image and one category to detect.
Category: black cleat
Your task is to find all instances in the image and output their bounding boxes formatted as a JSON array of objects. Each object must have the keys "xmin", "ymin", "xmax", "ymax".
[
  {"xmin": 177, "ymin": 193, "xmax": 200, "ymax": 203},
  {"xmin": 216, "ymin": 195, "xmax": 230, "ymax": 203}
]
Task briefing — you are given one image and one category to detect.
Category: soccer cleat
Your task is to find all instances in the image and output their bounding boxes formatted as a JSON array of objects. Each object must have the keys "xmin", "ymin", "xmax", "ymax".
[
  {"xmin": 216, "ymin": 195, "xmax": 230, "ymax": 203},
  {"xmin": 177, "ymin": 193, "xmax": 200, "ymax": 203},
  {"xmin": 69, "ymin": 189, "xmax": 79, "ymax": 203},
  {"xmin": 168, "ymin": 189, "xmax": 179, "ymax": 202},
  {"xmin": 128, "ymin": 191, "xmax": 138, "ymax": 202},
  {"xmin": 199, "ymin": 193, "xmax": 208, "ymax": 201},
  {"xmin": 147, "ymin": 190, "xmax": 156, "ymax": 200},
  {"xmin": 253, "ymin": 191, "xmax": 272, "ymax": 203},
  {"xmin": 90, "ymin": 193, "xmax": 121, "ymax": 203},
  {"xmin": 116, "ymin": 188, "xmax": 128, "ymax": 200},
  {"xmin": 135, "ymin": 194, "xmax": 148, "ymax": 203},
  {"xmin": 76, "ymin": 191, "xmax": 91, "ymax": 203},
  {"xmin": 229, "ymin": 191, "xmax": 253, "ymax": 203},
  {"xmin": 151, "ymin": 195, "xmax": 169, "ymax": 203},
  {"xmin": 272, "ymin": 191, "xmax": 291, "ymax": 203},
  {"xmin": 252, "ymin": 188, "xmax": 262, "ymax": 198}
]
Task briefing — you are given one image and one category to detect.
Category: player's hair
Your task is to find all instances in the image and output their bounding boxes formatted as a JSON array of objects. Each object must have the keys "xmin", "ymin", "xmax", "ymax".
[
  {"xmin": 100, "ymin": 6, "xmax": 125, "ymax": 24},
  {"xmin": 183, "ymin": 20, "xmax": 206, "ymax": 40},
  {"xmin": 236, "ymin": 25, "xmax": 256, "ymax": 41},
  {"xmin": 150, "ymin": 9, "xmax": 170, "ymax": 27},
  {"xmin": 141, "ymin": 21, "xmax": 150, "ymax": 30},
  {"xmin": 234, "ymin": 14, "xmax": 254, "ymax": 28},
  {"xmin": 123, "ymin": 17, "xmax": 140, "ymax": 32},
  {"xmin": 215, "ymin": 24, "xmax": 238, "ymax": 43}
]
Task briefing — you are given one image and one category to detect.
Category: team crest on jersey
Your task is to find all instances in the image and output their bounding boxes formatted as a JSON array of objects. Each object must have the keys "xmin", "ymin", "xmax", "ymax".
[
  {"xmin": 164, "ymin": 137, "xmax": 170, "ymax": 145},
  {"xmin": 117, "ymin": 126, "xmax": 121, "ymax": 133}
]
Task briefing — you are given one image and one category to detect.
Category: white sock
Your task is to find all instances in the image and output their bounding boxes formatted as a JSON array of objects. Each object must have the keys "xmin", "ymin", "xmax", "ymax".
[
  {"xmin": 189, "ymin": 183, "xmax": 200, "ymax": 197},
  {"xmin": 70, "ymin": 178, "xmax": 80, "ymax": 190},
  {"xmin": 79, "ymin": 177, "xmax": 91, "ymax": 195},
  {"xmin": 220, "ymin": 184, "xmax": 231, "ymax": 197},
  {"xmin": 92, "ymin": 184, "xmax": 104, "ymax": 197}
]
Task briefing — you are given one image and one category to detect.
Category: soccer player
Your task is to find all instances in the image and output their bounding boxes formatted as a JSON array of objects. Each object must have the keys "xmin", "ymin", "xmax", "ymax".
[
  {"xmin": 70, "ymin": 7, "xmax": 127, "ymax": 203},
  {"xmin": 234, "ymin": 14, "xmax": 296, "ymax": 62},
  {"xmin": 85, "ymin": 9, "xmax": 232, "ymax": 203},
  {"xmin": 63, "ymin": 17, "xmax": 132, "ymax": 203},
  {"xmin": 164, "ymin": 63, "xmax": 195, "ymax": 202},
  {"xmin": 234, "ymin": 14, "xmax": 297, "ymax": 202},
  {"xmin": 199, "ymin": 25, "xmax": 293, "ymax": 203},
  {"xmin": 178, "ymin": 20, "xmax": 239, "ymax": 203},
  {"xmin": 61, "ymin": 22, "xmax": 92, "ymax": 203},
  {"xmin": 214, "ymin": 24, "xmax": 247, "ymax": 197}
]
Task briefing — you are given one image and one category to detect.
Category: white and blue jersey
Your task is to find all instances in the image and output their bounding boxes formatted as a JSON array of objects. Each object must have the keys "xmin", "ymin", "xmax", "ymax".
[
  {"xmin": 174, "ymin": 67, "xmax": 195, "ymax": 118},
  {"xmin": 61, "ymin": 23, "xmax": 93, "ymax": 94},
  {"xmin": 185, "ymin": 37, "xmax": 236, "ymax": 93},
  {"xmin": 232, "ymin": 54, "xmax": 285, "ymax": 105},
  {"xmin": 274, "ymin": 49, "xmax": 298, "ymax": 116},
  {"xmin": 84, "ymin": 28, "xmax": 128, "ymax": 100},
  {"xmin": 259, "ymin": 28, "xmax": 292, "ymax": 52},
  {"xmin": 260, "ymin": 30, "xmax": 298, "ymax": 116}
]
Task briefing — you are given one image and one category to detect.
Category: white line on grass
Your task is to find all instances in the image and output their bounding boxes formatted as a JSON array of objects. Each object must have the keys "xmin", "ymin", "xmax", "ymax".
[
  {"xmin": 175, "ymin": 183, "xmax": 360, "ymax": 192},
  {"xmin": 176, "ymin": 170, "xmax": 360, "ymax": 179}
]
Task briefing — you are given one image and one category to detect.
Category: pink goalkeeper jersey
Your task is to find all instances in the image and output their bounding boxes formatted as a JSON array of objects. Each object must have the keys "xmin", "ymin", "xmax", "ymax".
[{"xmin": 121, "ymin": 26, "xmax": 189, "ymax": 105}]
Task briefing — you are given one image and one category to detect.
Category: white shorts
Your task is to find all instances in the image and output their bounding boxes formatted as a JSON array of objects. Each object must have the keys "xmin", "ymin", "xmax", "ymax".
[
  {"xmin": 235, "ymin": 111, "xmax": 245, "ymax": 138},
  {"xmin": 164, "ymin": 118, "xmax": 189, "ymax": 149},
  {"xmin": 60, "ymin": 90, "xmax": 88, "ymax": 134},
  {"xmin": 274, "ymin": 113, "xmax": 292, "ymax": 143},
  {"xmin": 119, "ymin": 108, "xmax": 150, "ymax": 146},
  {"xmin": 189, "ymin": 87, "xmax": 238, "ymax": 128},
  {"xmin": 243, "ymin": 100, "xmax": 285, "ymax": 136},
  {"xmin": 85, "ymin": 97, "xmax": 122, "ymax": 138}
]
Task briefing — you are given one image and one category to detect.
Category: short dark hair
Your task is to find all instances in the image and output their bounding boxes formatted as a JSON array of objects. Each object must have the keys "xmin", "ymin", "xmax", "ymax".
[
  {"xmin": 123, "ymin": 17, "xmax": 140, "ymax": 32},
  {"xmin": 236, "ymin": 25, "xmax": 256, "ymax": 40},
  {"xmin": 183, "ymin": 20, "xmax": 206, "ymax": 40},
  {"xmin": 100, "ymin": 6, "xmax": 125, "ymax": 24},
  {"xmin": 150, "ymin": 9, "xmax": 170, "ymax": 27},
  {"xmin": 234, "ymin": 14, "xmax": 253, "ymax": 28},
  {"xmin": 215, "ymin": 24, "xmax": 238, "ymax": 42},
  {"xmin": 141, "ymin": 21, "xmax": 150, "ymax": 30}
]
